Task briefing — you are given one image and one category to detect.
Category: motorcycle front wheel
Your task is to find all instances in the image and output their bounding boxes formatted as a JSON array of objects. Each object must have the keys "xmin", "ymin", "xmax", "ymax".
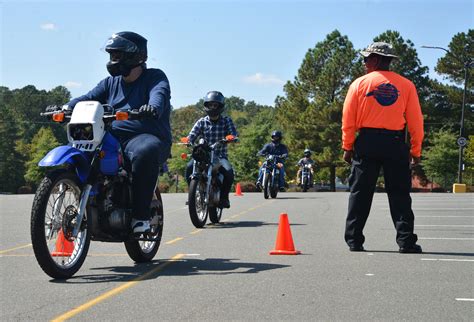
[
  {"xmin": 303, "ymin": 176, "xmax": 308, "ymax": 192},
  {"xmin": 270, "ymin": 174, "xmax": 279, "ymax": 198},
  {"xmin": 125, "ymin": 188, "xmax": 164, "ymax": 262},
  {"xmin": 31, "ymin": 170, "xmax": 91, "ymax": 279},
  {"xmin": 263, "ymin": 172, "xmax": 270, "ymax": 199},
  {"xmin": 188, "ymin": 179, "xmax": 208, "ymax": 228}
]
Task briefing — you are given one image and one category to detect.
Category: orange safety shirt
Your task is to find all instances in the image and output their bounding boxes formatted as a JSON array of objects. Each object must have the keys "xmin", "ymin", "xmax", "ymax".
[{"xmin": 342, "ymin": 70, "xmax": 424, "ymax": 157}]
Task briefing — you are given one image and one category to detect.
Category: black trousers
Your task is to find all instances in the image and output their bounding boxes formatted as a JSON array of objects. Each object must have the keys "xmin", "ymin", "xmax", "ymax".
[
  {"xmin": 344, "ymin": 129, "xmax": 418, "ymax": 248},
  {"xmin": 122, "ymin": 134, "xmax": 171, "ymax": 220}
]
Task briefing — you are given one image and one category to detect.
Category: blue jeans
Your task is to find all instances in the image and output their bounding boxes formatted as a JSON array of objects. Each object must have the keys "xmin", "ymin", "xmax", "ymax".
[
  {"xmin": 121, "ymin": 134, "xmax": 171, "ymax": 220},
  {"xmin": 257, "ymin": 164, "xmax": 285, "ymax": 188},
  {"xmin": 185, "ymin": 158, "xmax": 234, "ymax": 200}
]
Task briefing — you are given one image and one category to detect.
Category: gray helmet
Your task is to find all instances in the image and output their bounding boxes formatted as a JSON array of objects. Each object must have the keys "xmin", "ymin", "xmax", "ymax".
[
  {"xmin": 303, "ymin": 148, "xmax": 312, "ymax": 157},
  {"xmin": 105, "ymin": 31, "xmax": 148, "ymax": 77},
  {"xmin": 203, "ymin": 91, "xmax": 225, "ymax": 117}
]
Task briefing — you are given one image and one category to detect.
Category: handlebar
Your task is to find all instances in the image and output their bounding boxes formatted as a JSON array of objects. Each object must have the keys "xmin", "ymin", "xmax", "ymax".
[{"xmin": 40, "ymin": 108, "xmax": 143, "ymax": 122}]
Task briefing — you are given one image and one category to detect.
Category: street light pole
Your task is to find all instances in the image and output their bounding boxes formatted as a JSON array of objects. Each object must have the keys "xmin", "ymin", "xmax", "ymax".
[
  {"xmin": 421, "ymin": 45, "xmax": 470, "ymax": 184},
  {"xmin": 458, "ymin": 63, "xmax": 468, "ymax": 183}
]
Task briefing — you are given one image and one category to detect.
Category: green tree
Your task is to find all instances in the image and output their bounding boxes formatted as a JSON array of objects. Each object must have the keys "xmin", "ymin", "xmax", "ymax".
[
  {"xmin": 0, "ymin": 106, "xmax": 24, "ymax": 193},
  {"xmin": 23, "ymin": 127, "xmax": 60, "ymax": 185},
  {"xmin": 422, "ymin": 129, "xmax": 459, "ymax": 188},
  {"xmin": 275, "ymin": 30, "xmax": 361, "ymax": 190},
  {"xmin": 464, "ymin": 135, "xmax": 474, "ymax": 186},
  {"xmin": 229, "ymin": 107, "xmax": 275, "ymax": 182},
  {"xmin": 433, "ymin": 29, "xmax": 473, "ymax": 162}
]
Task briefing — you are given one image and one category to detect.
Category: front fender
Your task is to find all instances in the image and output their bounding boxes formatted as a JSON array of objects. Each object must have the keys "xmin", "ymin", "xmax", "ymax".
[{"xmin": 39, "ymin": 146, "xmax": 90, "ymax": 182}]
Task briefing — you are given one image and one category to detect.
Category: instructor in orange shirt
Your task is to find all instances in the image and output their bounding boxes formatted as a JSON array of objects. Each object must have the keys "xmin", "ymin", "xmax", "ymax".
[{"xmin": 342, "ymin": 42, "xmax": 424, "ymax": 253}]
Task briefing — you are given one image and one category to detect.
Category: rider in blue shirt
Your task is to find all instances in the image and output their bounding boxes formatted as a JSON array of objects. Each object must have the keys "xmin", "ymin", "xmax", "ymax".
[
  {"xmin": 66, "ymin": 31, "xmax": 171, "ymax": 234},
  {"xmin": 256, "ymin": 131, "xmax": 288, "ymax": 191}
]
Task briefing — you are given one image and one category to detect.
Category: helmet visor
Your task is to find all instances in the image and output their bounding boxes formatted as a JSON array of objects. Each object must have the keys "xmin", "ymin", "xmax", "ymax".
[{"xmin": 103, "ymin": 34, "xmax": 138, "ymax": 53}]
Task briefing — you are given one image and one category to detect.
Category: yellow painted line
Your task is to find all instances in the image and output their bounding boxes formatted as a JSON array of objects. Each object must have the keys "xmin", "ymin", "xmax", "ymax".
[
  {"xmin": 51, "ymin": 253, "xmax": 185, "ymax": 322},
  {"xmin": 165, "ymin": 237, "xmax": 184, "ymax": 245},
  {"xmin": 190, "ymin": 229, "xmax": 202, "ymax": 235},
  {"xmin": 0, "ymin": 243, "xmax": 32, "ymax": 254},
  {"xmin": 230, "ymin": 215, "xmax": 239, "ymax": 219}
]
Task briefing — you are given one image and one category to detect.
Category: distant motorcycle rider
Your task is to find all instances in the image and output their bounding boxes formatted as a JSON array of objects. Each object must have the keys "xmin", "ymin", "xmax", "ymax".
[
  {"xmin": 297, "ymin": 148, "xmax": 315, "ymax": 186},
  {"xmin": 256, "ymin": 131, "xmax": 288, "ymax": 191},
  {"xmin": 64, "ymin": 31, "xmax": 171, "ymax": 234},
  {"xmin": 185, "ymin": 91, "xmax": 238, "ymax": 208}
]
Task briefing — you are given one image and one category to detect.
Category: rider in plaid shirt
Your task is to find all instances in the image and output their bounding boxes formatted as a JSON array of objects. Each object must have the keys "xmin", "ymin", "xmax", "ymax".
[{"xmin": 185, "ymin": 91, "xmax": 238, "ymax": 208}]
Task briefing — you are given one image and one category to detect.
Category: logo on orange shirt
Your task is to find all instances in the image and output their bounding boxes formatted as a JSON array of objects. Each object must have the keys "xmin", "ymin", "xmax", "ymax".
[{"xmin": 366, "ymin": 83, "xmax": 399, "ymax": 106}]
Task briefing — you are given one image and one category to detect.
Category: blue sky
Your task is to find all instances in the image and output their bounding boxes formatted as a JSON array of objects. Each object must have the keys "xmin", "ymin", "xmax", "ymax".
[{"xmin": 1, "ymin": 0, "xmax": 472, "ymax": 108}]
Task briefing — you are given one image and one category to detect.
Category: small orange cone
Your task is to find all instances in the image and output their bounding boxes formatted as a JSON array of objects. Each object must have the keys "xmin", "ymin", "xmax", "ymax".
[
  {"xmin": 270, "ymin": 213, "xmax": 301, "ymax": 255},
  {"xmin": 234, "ymin": 183, "xmax": 243, "ymax": 196},
  {"xmin": 51, "ymin": 229, "xmax": 74, "ymax": 257}
]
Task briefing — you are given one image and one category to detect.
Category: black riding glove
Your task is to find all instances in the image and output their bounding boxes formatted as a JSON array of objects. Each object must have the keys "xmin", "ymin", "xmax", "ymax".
[{"xmin": 138, "ymin": 104, "xmax": 156, "ymax": 117}]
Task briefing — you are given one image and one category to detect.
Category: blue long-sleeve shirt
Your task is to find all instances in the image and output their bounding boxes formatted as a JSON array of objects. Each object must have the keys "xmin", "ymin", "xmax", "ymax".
[
  {"xmin": 67, "ymin": 68, "xmax": 172, "ymax": 145},
  {"xmin": 258, "ymin": 142, "xmax": 289, "ymax": 163}
]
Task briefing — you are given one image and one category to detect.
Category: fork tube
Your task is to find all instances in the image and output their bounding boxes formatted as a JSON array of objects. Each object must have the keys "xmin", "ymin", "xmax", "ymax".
[
  {"xmin": 205, "ymin": 151, "xmax": 214, "ymax": 204},
  {"xmin": 72, "ymin": 184, "xmax": 92, "ymax": 237}
]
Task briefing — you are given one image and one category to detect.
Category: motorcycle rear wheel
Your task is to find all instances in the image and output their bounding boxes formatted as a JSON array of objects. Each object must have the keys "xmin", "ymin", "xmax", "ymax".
[
  {"xmin": 31, "ymin": 170, "xmax": 90, "ymax": 279},
  {"xmin": 209, "ymin": 206, "xmax": 223, "ymax": 223},
  {"xmin": 125, "ymin": 189, "xmax": 164, "ymax": 262},
  {"xmin": 188, "ymin": 179, "xmax": 208, "ymax": 228}
]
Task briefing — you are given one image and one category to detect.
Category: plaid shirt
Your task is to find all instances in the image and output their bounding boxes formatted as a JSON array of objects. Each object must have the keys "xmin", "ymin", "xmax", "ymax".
[{"xmin": 187, "ymin": 115, "xmax": 238, "ymax": 159}]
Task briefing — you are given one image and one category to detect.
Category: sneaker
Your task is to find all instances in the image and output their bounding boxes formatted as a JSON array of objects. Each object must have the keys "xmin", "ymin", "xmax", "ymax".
[
  {"xmin": 131, "ymin": 219, "xmax": 151, "ymax": 234},
  {"xmin": 256, "ymin": 181, "xmax": 262, "ymax": 190},
  {"xmin": 279, "ymin": 187, "xmax": 285, "ymax": 192},
  {"xmin": 399, "ymin": 244, "xmax": 422, "ymax": 254},
  {"xmin": 218, "ymin": 198, "xmax": 230, "ymax": 209}
]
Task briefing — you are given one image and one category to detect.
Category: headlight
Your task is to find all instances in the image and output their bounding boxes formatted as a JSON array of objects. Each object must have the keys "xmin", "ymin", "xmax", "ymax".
[{"xmin": 69, "ymin": 123, "xmax": 94, "ymax": 140}]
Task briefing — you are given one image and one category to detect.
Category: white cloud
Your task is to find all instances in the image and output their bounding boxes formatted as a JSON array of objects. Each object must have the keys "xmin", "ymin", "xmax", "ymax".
[
  {"xmin": 64, "ymin": 81, "xmax": 82, "ymax": 88},
  {"xmin": 40, "ymin": 23, "xmax": 56, "ymax": 31},
  {"xmin": 243, "ymin": 73, "xmax": 284, "ymax": 85}
]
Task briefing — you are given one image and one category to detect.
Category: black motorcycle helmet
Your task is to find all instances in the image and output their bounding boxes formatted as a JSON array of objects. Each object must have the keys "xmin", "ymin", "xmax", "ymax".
[
  {"xmin": 104, "ymin": 31, "xmax": 148, "ymax": 77},
  {"xmin": 203, "ymin": 91, "xmax": 225, "ymax": 118},
  {"xmin": 271, "ymin": 130, "xmax": 283, "ymax": 144},
  {"xmin": 304, "ymin": 148, "xmax": 312, "ymax": 157}
]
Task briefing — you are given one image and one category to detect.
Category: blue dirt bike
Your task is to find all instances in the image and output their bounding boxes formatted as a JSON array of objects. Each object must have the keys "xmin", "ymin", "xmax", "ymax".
[{"xmin": 30, "ymin": 102, "xmax": 164, "ymax": 279}]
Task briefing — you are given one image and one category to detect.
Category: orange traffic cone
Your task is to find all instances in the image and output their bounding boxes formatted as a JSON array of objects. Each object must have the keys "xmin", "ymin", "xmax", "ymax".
[
  {"xmin": 234, "ymin": 183, "xmax": 243, "ymax": 196},
  {"xmin": 51, "ymin": 229, "xmax": 74, "ymax": 257},
  {"xmin": 270, "ymin": 213, "xmax": 301, "ymax": 255}
]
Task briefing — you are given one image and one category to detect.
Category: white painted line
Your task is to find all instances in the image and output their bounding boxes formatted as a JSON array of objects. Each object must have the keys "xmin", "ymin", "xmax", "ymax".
[
  {"xmin": 417, "ymin": 216, "xmax": 474, "ymax": 218},
  {"xmin": 419, "ymin": 236, "xmax": 474, "ymax": 240},
  {"xmin": 365, "ymin": 273, "xmax": 374, "ymax": 276},
  {"xmin": 415, "ymin": 225, "xmax": 474, "ymax": 227},
  {"xmin": 380, "ymin": 208, "xmax": 474, "ymax": 211},
  {"xmin": 183, "ymin": 253, "xmax": 200, "ymax": 256},
  {"xmin": 421, "ymin": 258, "xmax": 474, "ymax": 262},
  {"xmin": 455, "ymin": 298, "xmax": 474, "ymax": 302},
  {"xmin": 367, "ymin": 253, "xmax": 374, "ymax": 256}
]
